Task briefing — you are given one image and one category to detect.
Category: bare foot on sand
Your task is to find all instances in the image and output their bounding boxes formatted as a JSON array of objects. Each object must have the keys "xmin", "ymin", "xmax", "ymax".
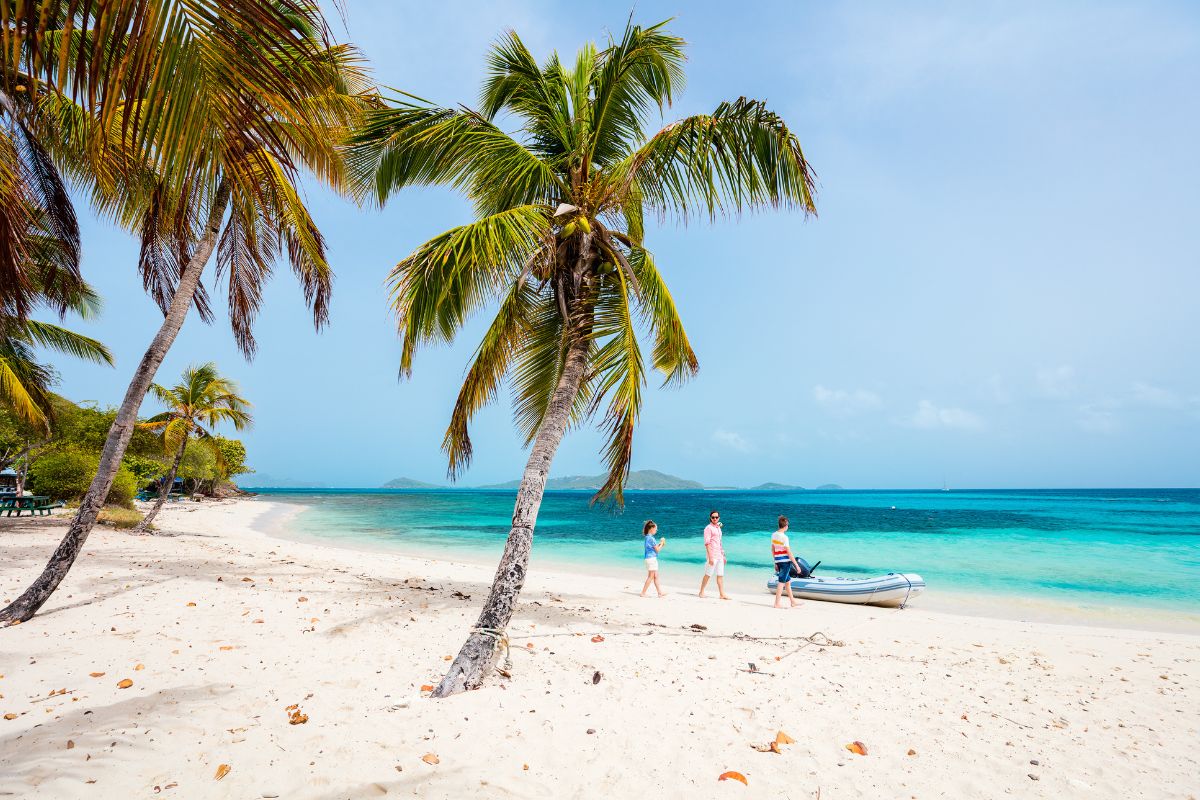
[
  {"xmin": 719, "ymin": 594, "xmax": 731, "ymax": 600},
  {"xmin": 657, "ymin": 592, "xmax": 668, "ymax": 598}
]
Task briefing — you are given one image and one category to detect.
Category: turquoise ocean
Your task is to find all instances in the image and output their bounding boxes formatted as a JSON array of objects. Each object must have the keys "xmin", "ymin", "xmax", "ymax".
[{"xmin": 249, "ymin": 487, "xmax": 1200, "ymax": 629}]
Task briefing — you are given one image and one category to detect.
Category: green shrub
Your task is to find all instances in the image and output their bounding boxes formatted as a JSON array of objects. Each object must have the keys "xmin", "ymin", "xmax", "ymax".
[{"xmin": 28, "ymin": 450, "xmax": 137, "ymax": 507}]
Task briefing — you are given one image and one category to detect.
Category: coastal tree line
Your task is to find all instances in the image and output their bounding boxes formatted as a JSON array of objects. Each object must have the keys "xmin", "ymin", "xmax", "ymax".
[{"xmin": 0, "ymin": 4, "xmax": 816, "ymax": 697}]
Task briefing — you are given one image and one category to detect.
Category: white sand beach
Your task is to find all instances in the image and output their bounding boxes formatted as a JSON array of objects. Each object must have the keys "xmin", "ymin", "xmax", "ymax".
[{"xmin": 1, "ymin": 498, "xmax": 1197, "ymax": 799}]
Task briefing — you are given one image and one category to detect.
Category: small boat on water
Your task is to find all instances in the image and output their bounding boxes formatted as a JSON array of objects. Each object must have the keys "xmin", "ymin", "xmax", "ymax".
[{"xmin": 767, "ymin": 563, "xmax": 925, "ymax": 608}]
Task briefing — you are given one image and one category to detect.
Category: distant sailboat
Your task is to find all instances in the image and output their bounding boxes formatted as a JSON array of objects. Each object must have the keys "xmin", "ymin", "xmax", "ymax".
[{"xmin": 941, "ymin": 480, "xmax": 950, "ymax": 492}]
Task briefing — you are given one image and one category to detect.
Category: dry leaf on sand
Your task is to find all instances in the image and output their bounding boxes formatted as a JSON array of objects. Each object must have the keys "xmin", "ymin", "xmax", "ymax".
[
  {"xmin": 420, "ymin": 685, "xmax": 434, "ymax": 692},
  {"xmin": 775, "ymin": 731, "xmax": 795, "ymax": 746},
  {"xmin": 718, "ymin": 771, "xmax": 748, "ymax": 784},
  {"xmin": 421, "ymin": 753, "xmax": 439, "ymax": 765},
  {"xmin": 845, "ymin": 741, "xmax": 868, "ymax": 756},
  {"xmin": 134, "ymin": 664, "xmax": 145, "ymax": 671},
  {"xmin": 89, "ymin": 672, "xmax": 105, "ymax": 678},
  {"xmin": 116, "ymin": 679, "xmax": 133, "ymax": 689},
  {"xmin": 3, "ymin": 714, "xmax": 16, "ymax": 720},
  {"xmin": 591, "ymin": 635, "xmax": 605, "ymax": 643},
  {"xmin": 214, "ymin": 764, "xmax": 231, "ymax": 780}
]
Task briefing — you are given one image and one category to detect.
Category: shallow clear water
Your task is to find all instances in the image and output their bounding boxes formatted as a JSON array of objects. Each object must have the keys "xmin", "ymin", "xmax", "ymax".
[{"xmin": 251, "ymin": 487, "xmax": 1200, "ymax": 620}]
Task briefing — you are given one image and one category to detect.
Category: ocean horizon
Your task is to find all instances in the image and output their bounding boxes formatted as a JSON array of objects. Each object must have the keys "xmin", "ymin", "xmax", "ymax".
[{"xmin": 246, "ymin": 487, "xmax": 1200, "ymax": 631}]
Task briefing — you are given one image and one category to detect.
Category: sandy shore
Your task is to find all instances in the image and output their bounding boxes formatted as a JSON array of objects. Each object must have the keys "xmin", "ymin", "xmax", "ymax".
[{"xmin": 1, "ymin": 499, "xmax": 1197, "ymax": 799}]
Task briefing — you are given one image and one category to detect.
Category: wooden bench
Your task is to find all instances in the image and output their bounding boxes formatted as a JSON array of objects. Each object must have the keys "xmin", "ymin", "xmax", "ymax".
[{"xmin": 0, "ymin": 495, "xmax": 65, "ymax": 517}]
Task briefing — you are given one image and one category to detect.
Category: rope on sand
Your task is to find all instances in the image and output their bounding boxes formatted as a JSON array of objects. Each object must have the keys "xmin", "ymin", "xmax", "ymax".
[
  {"xmin": 731, "ymin": 630, "xmax": 846, "ymax": 662},
  {"xmin": 472, "ymin": 626, "xmax": 515, "ymax": 676}
]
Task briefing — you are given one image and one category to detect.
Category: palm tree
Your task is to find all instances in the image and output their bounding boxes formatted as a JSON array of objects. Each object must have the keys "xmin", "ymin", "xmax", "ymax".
[
  {"xmin": 348, "ymin": 19, "xmax": 816, "ymax": 696},
  {"xmin": 0, "ymin": 2, "xmax": 373, "ymax": 625},
  {"xmin": 1, "ymin": 1, "xmax": 352, "ymax": 319},
  {"xmin": 134, "ymin": 363, "xmax": 251, "ymax": 531}
]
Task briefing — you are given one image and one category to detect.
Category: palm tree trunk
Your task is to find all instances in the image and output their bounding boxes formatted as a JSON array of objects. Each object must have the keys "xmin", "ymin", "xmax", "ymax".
[
  {"xmin": 0, "ymin": 182, "xmax": 230, "ymax": 626},
  {"xmin": 432, "ymin": 331, "xmax": 592, "ymax": 698},
  {"xmin": 133, "ymin": 436, "xmax": 188, "ymax": 532}
]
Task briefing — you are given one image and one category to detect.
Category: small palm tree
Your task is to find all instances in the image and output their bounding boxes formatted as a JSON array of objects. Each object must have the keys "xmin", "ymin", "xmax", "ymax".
[
  {"xmin": 350, "ymin": 19, "xmax": 816, "ymax": 695},
  {"xmin": 134, "ymin": 363, "xmax": 251, "ymax": 531},
  {"xmin": 0, "ymin": 2, "xmax": 372, "ymax": 626}
]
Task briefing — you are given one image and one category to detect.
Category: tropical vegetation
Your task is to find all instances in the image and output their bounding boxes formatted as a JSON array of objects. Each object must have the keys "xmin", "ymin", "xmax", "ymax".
[
  {"xmin": 349, "ymin": 19, "xmax": 816, "ymax": 695},
  {"xmin": 0, "ymin": 0, "xmax": 374, "ymax": 625}
]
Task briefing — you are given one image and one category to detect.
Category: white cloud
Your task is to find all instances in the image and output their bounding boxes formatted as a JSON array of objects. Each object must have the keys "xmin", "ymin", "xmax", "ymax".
[
  {"xmin": 905, "ymin": 400, "xmax": 983, "ymax": 430},
  {"xmin": 1077, "ymin": 403, "xmax": 1119, "ymax": 434},
  {"xmin": 711, "ymin": 428, "xmax": 753, "ymax": 453},
  {"xmin": 1036, "ymin": 365, "xmax": 1076, "ymax": 398},
  {"xmin": 813, "ymin": 385, "xmax": 883, "ymax": 417},
  {"xmin": 1130, "ymin": 381, "xmax": 1186, "ymax": 409}
]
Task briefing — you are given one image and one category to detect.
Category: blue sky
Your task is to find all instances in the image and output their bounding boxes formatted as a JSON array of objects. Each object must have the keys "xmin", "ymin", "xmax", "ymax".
[{"xmin": 47, "ymin": 1, "xmax": 1200, "ymax": 488}]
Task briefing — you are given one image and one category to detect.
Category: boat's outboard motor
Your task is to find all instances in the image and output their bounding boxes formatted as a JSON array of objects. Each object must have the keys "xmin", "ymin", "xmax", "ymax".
[{"xmin": 796, "ymin": 558, "xmax": 821, "ymax": 578}]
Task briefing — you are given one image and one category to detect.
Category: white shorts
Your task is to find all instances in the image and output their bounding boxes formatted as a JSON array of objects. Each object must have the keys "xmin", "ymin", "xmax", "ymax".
[
  {"xmin": 704, "ymin": 557, "xmax": 725, "ymax": 577},
  {"xmin": 644, "ymin": 557, "xmax": 659, "ymax": 571}
]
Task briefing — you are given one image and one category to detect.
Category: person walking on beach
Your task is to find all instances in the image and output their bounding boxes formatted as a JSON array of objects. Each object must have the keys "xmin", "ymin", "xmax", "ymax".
[
  {"xmin": 698, "ymin": 510, "xmax": 731, "ymax": 600},
  {"xmin": 772, "ymin": 515, "xmax": 803, "ymax": 609},
  {"xmin": 640, "ymin": 520, "xmax": 667, "ymax": 597}
]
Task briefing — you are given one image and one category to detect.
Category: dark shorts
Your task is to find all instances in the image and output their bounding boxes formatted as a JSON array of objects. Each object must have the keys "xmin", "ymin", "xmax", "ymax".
[{"xmin": 776, "ymin": 562, "xmax": 795, "ymax": 585}]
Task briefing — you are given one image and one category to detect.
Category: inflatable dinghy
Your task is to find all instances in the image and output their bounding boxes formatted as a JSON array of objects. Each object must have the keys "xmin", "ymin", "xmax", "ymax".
[{"xmin": 767, "ymin": 563, "xmax": 925, "ymax": 608}]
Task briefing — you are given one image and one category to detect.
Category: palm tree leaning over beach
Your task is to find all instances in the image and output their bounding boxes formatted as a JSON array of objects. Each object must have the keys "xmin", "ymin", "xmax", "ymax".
[
  {"xmin": 348, "ymin": 19, "xmax": 817, "ymax": 696},
  {"xmin": 0, "ymin": 2, "xmax": 373, "ymax": 626},
  {"xmin": 134, "ymin": 363, "xmax": 252, "ymax": 531}
]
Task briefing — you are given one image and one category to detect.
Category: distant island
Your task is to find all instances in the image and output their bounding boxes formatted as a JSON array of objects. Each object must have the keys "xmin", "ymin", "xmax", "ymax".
[
  {"xmin": 241, "ymin": 474, "xmax": 329, "ymax": 489},
  {"xmin": 479, "ymin": 469, "xmax": 704, "ymax": 491},
  {"xmin": 381, "ymin": 477, "xmax": 443, "ymax": 489},
  {"xmin": 246, "ymin": 471, "xmax": 840, "ymax": 492}
]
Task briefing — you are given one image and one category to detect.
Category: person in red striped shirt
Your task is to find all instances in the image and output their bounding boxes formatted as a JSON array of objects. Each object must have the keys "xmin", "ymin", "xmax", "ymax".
[{"xmin": 772, "ymin": 515, "xmax": 802, "ymax": 609}]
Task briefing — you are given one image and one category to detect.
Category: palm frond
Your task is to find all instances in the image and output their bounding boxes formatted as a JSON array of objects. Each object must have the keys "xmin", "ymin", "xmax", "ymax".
[
  {"xmin": 616, "ymin": 97, "xmax": 818, "ymax": 222},
  {"xmin": 442, "ymin": 277, "xmax": 538, "ymax": 478},
  {"xmin": 19, "ymin": 320, "xmax": 114, "ymax": 366},
  {"xmin": 628, "ymin": 247, "xmax": 697, "ymax": 386},
  {"xmin": 589, "ymin": 267, "xmax": 644, "ymax": 503},
  {"xmin": 347, "ymin": 100, "xmax": 565, "ymax": 213},
  {"xmin": 390, "ymin": 204, "xmax": 551, "ymax": 376},
  {"xmin": 587, "ymin": 19, "xmax": 687, "ymax": 168}
]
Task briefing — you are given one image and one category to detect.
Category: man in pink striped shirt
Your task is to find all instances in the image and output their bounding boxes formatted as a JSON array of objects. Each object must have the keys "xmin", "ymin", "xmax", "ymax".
[{"xmin": 698, "ymin": 510, "xmax": 731, "ymax": 600}]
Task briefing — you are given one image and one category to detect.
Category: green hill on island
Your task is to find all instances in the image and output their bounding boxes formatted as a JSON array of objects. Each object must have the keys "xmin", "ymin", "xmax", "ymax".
[
  {"xmin": 750, "ymin": 482, "xmax": 805, "ymax": 491},
  {"xmin": 380, "ymin": 477, "xmax": 442, "ymax": 489},
  {"xmin": 816, "ymin": 483, "xmax": 844, "ymax": 490},
  {"xmin": 479, "ymin": 469, "xmax": 704, "ymax": 491}
]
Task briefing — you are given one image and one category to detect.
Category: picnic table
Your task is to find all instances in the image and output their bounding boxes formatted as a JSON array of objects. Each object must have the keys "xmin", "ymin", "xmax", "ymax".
[{"xmin": 0, "ymin": 495, "xmax": 65, "ymax": 517}]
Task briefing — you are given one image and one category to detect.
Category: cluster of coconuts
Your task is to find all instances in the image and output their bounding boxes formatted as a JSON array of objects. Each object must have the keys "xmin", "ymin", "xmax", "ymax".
[{"xmin": 559, "ymin": 215, "xmax": 592, "ymax": 238}]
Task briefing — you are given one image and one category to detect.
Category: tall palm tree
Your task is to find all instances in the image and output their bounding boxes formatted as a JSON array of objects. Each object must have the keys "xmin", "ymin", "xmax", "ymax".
[
  {"xmin": 348, "ymin": 19, "xmax": 817, "ymax": 696},
  {"xmin": 0, "ymin": 2, "xmax": 373, "ymax": 626},
  {"xmin": 134, "ymin": 363, "xmax": 251, "ymax": 531},
  {"xmin": 2, "ymin": 0, "xmax": 333, "ymax": 320}
]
